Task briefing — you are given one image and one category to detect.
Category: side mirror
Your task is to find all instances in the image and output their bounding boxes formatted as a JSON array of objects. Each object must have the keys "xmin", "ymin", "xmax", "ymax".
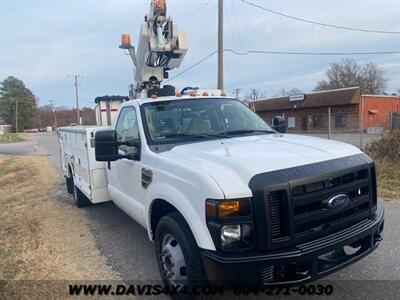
[
  {"xmin": 95, "ymin": 130, "xmax": 141, "ymax": 162},
  {"xmin": 272, "ymin": 116, "xmax": 286, "ymax": 133},
  {"xmin": 95, "ymin": 130, "xmax": 119, "ymax": 161}
]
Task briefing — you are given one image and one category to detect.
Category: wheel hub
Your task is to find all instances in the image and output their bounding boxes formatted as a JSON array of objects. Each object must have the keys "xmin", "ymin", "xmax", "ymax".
[{"xmin": 160, "ymin": 233, "xmax": 187, "ymax": 285}]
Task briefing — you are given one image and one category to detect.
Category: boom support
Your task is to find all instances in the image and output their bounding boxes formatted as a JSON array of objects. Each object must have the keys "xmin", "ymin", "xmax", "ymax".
[{"xmin": 120, "ymin": 0, "xmax": 188, "ymax": 98}]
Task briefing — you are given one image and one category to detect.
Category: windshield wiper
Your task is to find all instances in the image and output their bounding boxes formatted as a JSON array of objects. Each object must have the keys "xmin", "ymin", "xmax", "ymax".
[
  {"xmin": 162, "ymin": 133, "xmax": 230, "ymax": 140},
  {"xmin": 221, "ymin": 129, "xmax": 276, "ymax": 136}
]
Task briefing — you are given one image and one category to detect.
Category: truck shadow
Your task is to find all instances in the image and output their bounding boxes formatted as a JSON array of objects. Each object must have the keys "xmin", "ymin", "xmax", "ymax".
[
  {"xmin": 84, "ymin": 202, "xmax": 162, "ymax": 281},
  {"xmin": 54, "ymin": 181, "xmax": 161, "ymax": 281}
]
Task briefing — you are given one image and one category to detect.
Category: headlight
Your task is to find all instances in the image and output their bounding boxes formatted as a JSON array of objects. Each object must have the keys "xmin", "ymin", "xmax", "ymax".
[
  {"xmin": 221, "ymin": 225, "xmax": 241, "ymax": 245},
  {"xmin": 206, "ymin": 198, "xmax": 254, "ymax": 251},
  {"xmin": 220, "ymin": 224, "xmax": 254, "ymax": 250}
]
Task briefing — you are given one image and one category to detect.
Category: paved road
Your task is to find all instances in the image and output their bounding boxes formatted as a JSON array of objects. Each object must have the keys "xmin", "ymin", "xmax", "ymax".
[
  {"xmin": 2, "ymin": 133, "xmax": 399, "ymax": 298},
  {"xmin": 0, "ymin": 138, "xmax": 46, "ymax": 156}
]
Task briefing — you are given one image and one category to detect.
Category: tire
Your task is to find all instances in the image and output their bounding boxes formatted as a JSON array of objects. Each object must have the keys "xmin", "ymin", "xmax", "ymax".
[
  {"xmin": 66, "ymin": 176, "xmax": 74, "ymax": 194},
  {"xmin": 73, "ymin": 184, "xmax": 92, "ymax": 208},
  {"xmin": 155, "ymin": 212, "xmax": 207, "ymax": 295}
]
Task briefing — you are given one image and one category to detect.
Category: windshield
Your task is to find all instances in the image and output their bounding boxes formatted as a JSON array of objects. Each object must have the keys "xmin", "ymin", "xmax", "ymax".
[{"xmin": 141, "ymin": 98, "xmax": 274, "ymax": 145}]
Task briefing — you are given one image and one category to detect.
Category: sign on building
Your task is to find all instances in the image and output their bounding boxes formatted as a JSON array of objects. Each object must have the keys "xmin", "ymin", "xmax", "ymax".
[{"xmin": 289, "ymin": 94, "xmax": 305, "ymax": 102}]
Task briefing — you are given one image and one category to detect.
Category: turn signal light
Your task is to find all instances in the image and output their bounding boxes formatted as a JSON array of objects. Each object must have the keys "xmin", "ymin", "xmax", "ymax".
[
  {"xmin": 206, "ymin": 199, "xmax": 251, "ymax": 218},
  {"xmin": 219, "ymin": 201, "xmax": 240, "ymax": 218}
]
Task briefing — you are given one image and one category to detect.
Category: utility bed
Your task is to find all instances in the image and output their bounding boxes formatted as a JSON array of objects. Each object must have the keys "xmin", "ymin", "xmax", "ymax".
[{"xmin": 58, "ymin": 126, "xmax": 111, "ymax": 204}]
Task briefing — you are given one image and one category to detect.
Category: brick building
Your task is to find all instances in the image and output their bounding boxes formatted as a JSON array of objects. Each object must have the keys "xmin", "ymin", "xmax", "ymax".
[
  {"xmin": 254, "ymin": 87, "xmax": 400, "ymax": 133},
  {"xmin": 362, "ymin": 95, "xmax": 400, "ymax": 130}
]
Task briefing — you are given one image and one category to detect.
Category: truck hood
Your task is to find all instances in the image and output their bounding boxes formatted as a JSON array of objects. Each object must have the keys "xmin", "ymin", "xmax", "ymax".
[{"xmin": 161, "ymin": 134, "xmax": 363, "ymax": 199}]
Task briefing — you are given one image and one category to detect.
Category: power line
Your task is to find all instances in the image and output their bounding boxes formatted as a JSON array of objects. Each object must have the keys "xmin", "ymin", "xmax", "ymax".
[
  {"xmin": 227, "ymin": 1, "xmax": 247, "ymax": 82},
  {"xmin": 224, "ymin": 49, "xmax": 400, "ymax": 56},
  {"xmin": 181, "ymin": 0, "xmax": 212, "ymax": 25},
  {"xmin": 165, "ymin": 48, "xmax": 400, "ymax": 83},
  {"xmin": 218, "ymin": 0, "xmax": 224, "ymax": 90},
  {"xmin": 240, "ymin": 0, "xmax": 400, "ymax": 34},
  {"xmin": 164, "ymin": 50, "xmax": 218, "ymax": 83}
]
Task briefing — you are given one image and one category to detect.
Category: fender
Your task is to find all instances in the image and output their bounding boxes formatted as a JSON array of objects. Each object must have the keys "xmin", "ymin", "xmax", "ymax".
[{"xmin": 145, "ymin": 182, "xmax": 217, "ymax": 251}]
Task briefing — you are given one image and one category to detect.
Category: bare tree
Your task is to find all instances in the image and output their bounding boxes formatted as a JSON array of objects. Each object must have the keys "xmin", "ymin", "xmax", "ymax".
[
  {"xmin": 315, "ymin": 58, "xmax": 387, "ymax": 94},
  {"xmin": 279, "ymin": 88, "xmax": 303, "ymax": 96},
  {"xmin": 244, "ymin": 88, "xmax": 268, "ymax": 101},
  {"xmin": 361, "ymin": 62, "xmax": 388, "ymax": 94}
]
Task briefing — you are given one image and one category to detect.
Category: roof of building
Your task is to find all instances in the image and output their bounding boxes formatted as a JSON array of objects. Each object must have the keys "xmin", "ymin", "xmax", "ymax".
[
  {"xmin": 363, "ymin": 94, "xmax": 400, "ymax": 99},
  {"xmin": 254, "ymin": 87, "xmax": 361, "ymax": 112}
]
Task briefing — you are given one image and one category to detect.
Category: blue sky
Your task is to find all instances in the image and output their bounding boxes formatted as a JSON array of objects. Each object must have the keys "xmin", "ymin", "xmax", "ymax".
[{"xmin": 1, "ymin": 0, "xmax": 399, "ymax": 108}]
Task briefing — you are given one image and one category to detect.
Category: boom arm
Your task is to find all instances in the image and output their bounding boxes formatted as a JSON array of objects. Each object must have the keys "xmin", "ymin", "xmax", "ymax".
[{"xmin": 120, "ymin": 0, "xmax": 188, "ymax": 98}]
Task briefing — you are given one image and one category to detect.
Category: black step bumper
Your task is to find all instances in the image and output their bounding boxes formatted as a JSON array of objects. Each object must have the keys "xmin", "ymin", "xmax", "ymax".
[{"xmin": 201, "ymin": 202, "xmax": 384, "ymax": 285}]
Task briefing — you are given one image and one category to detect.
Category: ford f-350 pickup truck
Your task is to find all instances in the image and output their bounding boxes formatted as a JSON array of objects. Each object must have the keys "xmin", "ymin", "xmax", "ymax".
[{"xmin": 58, "ymin": 95, "xmax": 384, "ymax": 287}]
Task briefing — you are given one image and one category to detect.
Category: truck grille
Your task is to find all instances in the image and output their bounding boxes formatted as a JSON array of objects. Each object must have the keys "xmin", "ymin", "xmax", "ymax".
[
  {"xmin": 267, "ymin": 191, "xmax": 284, "ymax": 238},
  {"xmin": 264, "ymin": 167, "xmax": 373, "ymax": 245}
]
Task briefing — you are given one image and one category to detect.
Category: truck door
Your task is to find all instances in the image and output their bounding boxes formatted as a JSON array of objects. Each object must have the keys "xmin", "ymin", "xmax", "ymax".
[{"xmin": 107, "ymin": 106, "xmax": 146, "ymax": 227}]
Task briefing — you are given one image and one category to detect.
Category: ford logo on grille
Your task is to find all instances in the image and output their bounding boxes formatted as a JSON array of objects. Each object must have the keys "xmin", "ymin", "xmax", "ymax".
[{"xmin": 325, "ymin": 194, "xmax": 350, "ymax": 209}]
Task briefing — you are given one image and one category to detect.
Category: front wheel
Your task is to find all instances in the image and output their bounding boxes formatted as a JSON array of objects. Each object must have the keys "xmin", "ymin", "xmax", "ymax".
[{"xmin": 155, "ymin": 212, "xmax": 207, "ymax": 290}]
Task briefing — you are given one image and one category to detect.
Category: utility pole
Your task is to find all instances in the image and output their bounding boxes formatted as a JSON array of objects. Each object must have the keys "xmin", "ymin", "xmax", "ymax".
[
  {"xmin": 360, "ymin": 95, "xmax": 364, "ymax": 148},
  {"xmin": 234, "ymin": 88, "xmax": 241, "ymax": 99},
  {"xmin": 68, "ymin": 75, "xmax": 82, "ymax": 125},
  {"xmin": 49, "ymin": 100, "xmax": 58, "ymax": 129},
  {"xmin": 15, "ymin": 99, "xmax": 19, "ymax": 133},
  {"xmin": 218, "ymin": 0, "xmax": 224, "ymax": 90},
  {"xmin": 328, "ymin": 107, "xmax": 331, "ymax": 139}
]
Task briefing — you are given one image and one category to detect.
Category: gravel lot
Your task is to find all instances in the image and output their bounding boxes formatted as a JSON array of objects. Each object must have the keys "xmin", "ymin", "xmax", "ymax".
[{"xmin": 1, "ymin": 132, "xmax": 399, "ymax": 299}]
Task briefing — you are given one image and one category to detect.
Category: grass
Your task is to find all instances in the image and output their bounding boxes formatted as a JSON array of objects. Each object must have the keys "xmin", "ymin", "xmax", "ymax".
[
  {"xmin": 0, "ymin": 157, "xmax": 16, "ymax": 177},
  {"xmin": 366, "ymin": 130, "xmax": 400, "ymax": 201},
  {"xmin": 0, "ymin": 134, "xmax": 25, "ymax": 144},
  {"xmin": 374, "ymin": 160, "xmax": 400, "ymax": 201},
  {"xmin": 0, "ymin": 156, "xmax": 118, "ymax": 298}
]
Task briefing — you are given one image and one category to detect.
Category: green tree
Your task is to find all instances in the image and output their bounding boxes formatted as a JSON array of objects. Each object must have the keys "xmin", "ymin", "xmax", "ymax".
[{"xmin": 0, "ymin": 76, "xmax": 37, "ymax": 132}]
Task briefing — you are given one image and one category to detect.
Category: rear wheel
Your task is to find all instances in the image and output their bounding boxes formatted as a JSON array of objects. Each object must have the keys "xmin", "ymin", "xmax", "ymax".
[
  {"xmin": 66, "ymin": 176, "xmax": 74, "ymax": 194},
  {"xmin": 155, "ymin": 212, "xmax": 207, "ymax": 293},
  {"xmin": 73, "ymin": 183, "xmax": 92, "ymax": 208}
]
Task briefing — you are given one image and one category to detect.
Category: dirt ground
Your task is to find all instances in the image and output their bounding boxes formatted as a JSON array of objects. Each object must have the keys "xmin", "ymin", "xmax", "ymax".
[{"xmin": 0, "ymin": 156, "xmax": 119, "ymax": 299}]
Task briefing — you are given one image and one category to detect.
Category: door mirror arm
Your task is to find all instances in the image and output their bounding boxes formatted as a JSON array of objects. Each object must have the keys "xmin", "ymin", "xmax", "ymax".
[
  {"xmin": 121, "ymin": 138, "xmax": 141, "ymax": 148},
  {"xmin": 117, "ymin": 138, "xmax": 141, "ymax": 161}
]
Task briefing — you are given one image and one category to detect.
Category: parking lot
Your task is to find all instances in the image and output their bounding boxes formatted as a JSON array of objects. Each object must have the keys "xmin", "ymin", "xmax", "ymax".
[{"xmin": 297, "ymin": 132, "xmax": 383, "ymax": 148}]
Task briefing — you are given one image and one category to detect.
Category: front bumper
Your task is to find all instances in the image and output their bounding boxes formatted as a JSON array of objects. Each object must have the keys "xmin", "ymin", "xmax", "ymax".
[{"xmin": 201, "ymin": 201, "xmax": 384, "ymax": 285}]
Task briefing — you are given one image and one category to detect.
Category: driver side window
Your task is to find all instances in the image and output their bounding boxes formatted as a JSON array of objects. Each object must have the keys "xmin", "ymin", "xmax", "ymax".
[{"xmin": 116, "ymin": 107, "xmax": 139, "ymax": 155}]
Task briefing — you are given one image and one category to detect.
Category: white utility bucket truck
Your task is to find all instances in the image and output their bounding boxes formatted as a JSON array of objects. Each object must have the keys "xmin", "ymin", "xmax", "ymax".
[{"xmin": 58, "ymin": 0, "xmax": 384, "ymax": 289}]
